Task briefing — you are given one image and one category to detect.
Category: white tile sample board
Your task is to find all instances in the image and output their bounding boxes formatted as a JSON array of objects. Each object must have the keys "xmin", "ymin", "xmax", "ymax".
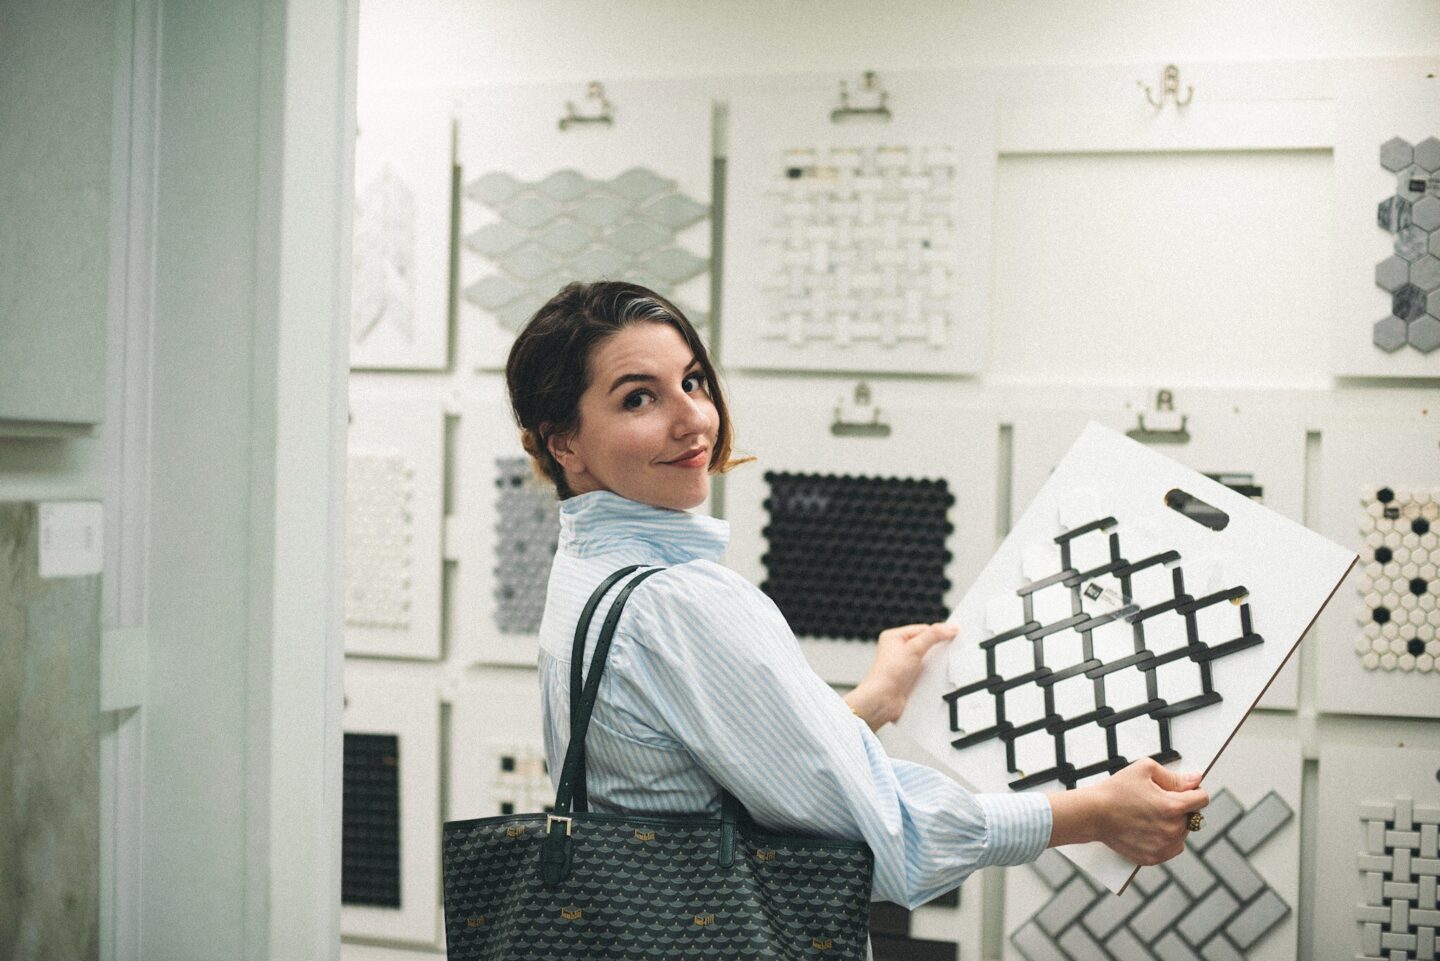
[
  {"xmin": 457, "ymin": 80, "xmax": 713, "ymax": 370},
  {"xmin": 724, "ymin": 375, "xmax": 996, "ymax": 685},
  {"xmin": 1003, "ymin": 732, "xmax": 1301, "ymax": 961},
  {"xmin": 897, "ymin": 423, "xmax": 1354, "ymax": 892},
  {"xmin": 1316, "ymin": 741, "xmax": 1440, "ymax": 961},
  {"xmin": 447, "ymin": 668, "xmax": 551, "ymax": 824},
  {"xmin": 1331, "ymin": 66, "xmax": 1440, "ymax": 377},
  {"xmin": 722, "ymin": 70, "xmax": 996, "ymax": 375},
  {"xmin": 1316, "ymin": 412, "xmax": 1440, "ymax": 719},
  {"xmin": 351, "ymin": 90, "xmax": 454, "ymax": 370},
  {"xmin": 1009, "ymin": 392, "xmax": 1310, "ymax": 710},
  {"xmin": 342, "ymin": 664, "xmax": 442, "ymax": 946},
  {"xmin": 346, "ymin": 390, "xmax": 445, "ymax": 660}
]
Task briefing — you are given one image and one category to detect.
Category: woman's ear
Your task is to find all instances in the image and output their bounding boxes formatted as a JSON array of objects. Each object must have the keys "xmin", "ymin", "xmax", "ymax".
[{"xmin": 546, "ymin": 428, "xmax": 584, "ymax": 476}]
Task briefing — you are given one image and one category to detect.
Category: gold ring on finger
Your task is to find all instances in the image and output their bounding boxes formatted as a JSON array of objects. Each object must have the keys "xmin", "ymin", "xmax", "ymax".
[{"xmin": 1186, "ymin": 812, "xmax": 1204, "ymax": 833}]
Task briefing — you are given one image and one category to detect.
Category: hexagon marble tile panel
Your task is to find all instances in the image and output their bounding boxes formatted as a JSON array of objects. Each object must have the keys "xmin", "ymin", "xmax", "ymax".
[
  {"xmin": 1374, "ymin": 136, "xmax": 1440, "ymax": 355},
  {"xmin": 457, "ymin": 81, "xmax": 713, "ymax": 370}
]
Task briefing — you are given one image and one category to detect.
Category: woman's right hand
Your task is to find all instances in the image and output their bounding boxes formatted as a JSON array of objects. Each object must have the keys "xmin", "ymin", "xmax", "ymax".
[{"xmin": 1047, "ymin": 758, "xmax": 1209, "ymax": 865}]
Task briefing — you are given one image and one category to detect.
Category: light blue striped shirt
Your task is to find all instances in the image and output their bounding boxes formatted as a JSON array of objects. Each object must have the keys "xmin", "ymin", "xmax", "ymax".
[{"xmin": 538, "ymin": 490, "xmax": 1052, "ymax": 909}]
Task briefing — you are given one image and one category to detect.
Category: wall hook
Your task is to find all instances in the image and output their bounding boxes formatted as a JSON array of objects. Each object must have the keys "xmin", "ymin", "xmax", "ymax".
[
  {"xmin": 831, "ymin": 382, "xmax": 891, "ymax": 437},
  {"xmin": 1139, "ymin": 64, "xmax": 1194, "ymax": 110},
  {"xmin": 831, "ymin": 71, "xmax": 891, "ymax": 123},
  {"xmin": 1126, "ymin": 389, "xmax": 1190, "ymax": 444},
  {"xmin": 559, "ymin": 81, "xmax": 614, "ymax": 131}
]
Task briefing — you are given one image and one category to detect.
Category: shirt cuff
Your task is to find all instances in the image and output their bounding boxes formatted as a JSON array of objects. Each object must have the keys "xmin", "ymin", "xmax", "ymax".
[{"xmin": 976, "ymin": 791, "xmax": 1053, "ymax": 868}]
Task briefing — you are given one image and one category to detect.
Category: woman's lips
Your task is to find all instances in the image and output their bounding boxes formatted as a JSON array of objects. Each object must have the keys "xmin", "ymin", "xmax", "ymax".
[{"xmin": 664, "ymin": 448, "xmax": 708, "ymax": 469}]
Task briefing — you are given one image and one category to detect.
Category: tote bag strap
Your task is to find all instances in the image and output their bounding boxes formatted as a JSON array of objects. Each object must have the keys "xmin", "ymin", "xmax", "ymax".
[{"xmin": 567, "ymin": 564, "xmax": 645, "ymax": 813}]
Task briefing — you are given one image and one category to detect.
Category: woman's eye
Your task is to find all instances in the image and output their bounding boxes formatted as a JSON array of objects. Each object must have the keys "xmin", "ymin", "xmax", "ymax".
[
  {"xmin": 683, "ymin": 373, "xmax": 706, "ymax": 393},
  {"xmin": 623, "ymin": 390, "xmax": 653, "ymax": 410}
]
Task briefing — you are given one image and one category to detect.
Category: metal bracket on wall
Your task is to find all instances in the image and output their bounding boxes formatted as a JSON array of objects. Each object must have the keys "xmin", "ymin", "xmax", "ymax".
[
  {"xmin": 831, "ymin": 382, "xmax": 891, "ymax": 438},
  {"xmin": 1127, "ymin": 389, "xmax": 1191, "ymax": 444},
  {"xmin": 1140, "ymin": 64, "xmax": 1194, "ymax": 110},
  {"xmin": 830, "ymin": 71, "xmax": 891, "ymax": 123},
  {"xmin": 558, "ymin": 81, "xmax": 614, "ymax": 131}
]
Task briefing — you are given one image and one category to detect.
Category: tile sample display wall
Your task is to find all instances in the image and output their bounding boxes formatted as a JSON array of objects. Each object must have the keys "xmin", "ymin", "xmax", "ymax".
[
  {"xmin": 1008, "ymin": 391, "xmax": 1310, "ymax": 710},
  {"xmin": 1317, "ymin": 413, "xmax": 1440, "ymax": 720},
  {"xmin": 0, "ymin": 503, "xmax": 101, "ymax": 961},
  {"xmin": 725, "ymin": 375, "xmax": 996, "ymax": 685},
  {"xmin": 346, "ymin": 391, "xmax": 445, "ymax": 659},
  {"xmin": 1332, "ymin": 71, "xmax": 1440, "ymax": 376},
  {"xmin": 447, "ymin": 671, "xmax": 552, "ymax": 827},
  {"xmin": 342, "ymin": 665, "xmax": 442, "ymax": 945},
  {"xmin": 457, "ymin": 81, "xmax": 712, "ymax": 371},
  {"xmin": 723, "ymin": 70, "xmax": 997, "ymax": 375},
  {"xmin": 1003, "ymin": 734, "xmax": 1301, "ymax": 961},
  {"xmin": 351, "ymin": 91, "xmax": 454, "ymax": 370},
  {"xmin": 897, "ymin": 424, "xmax": 1353, "ymax": 891},
  {"xmin": 1316, "ymin": 741, "xmax": 1440, "ymax": 961}
]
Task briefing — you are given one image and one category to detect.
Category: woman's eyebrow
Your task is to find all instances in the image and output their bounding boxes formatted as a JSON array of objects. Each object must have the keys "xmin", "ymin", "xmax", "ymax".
[{"xmin": 606, "ymin": 358, "xmax": 701, "ymax": 394}]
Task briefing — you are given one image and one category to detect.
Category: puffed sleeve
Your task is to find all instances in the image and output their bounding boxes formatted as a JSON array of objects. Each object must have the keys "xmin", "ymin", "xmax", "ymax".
[{"xmin": 605, "ymin": 561, "xmax": 1052, "ymax": 908}]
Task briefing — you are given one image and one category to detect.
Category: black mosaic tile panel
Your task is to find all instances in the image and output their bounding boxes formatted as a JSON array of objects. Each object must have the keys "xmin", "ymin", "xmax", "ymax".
[
  {"xmin": 493, "ymin": 457, "xmax": 560, "ymax": 634},
  {"xmin": 870, "ymin": 887, "xmax": 961, "ymax": 961},
  {"xmin": 761, "ymin": 472, "xmax": 953, "ymax": 640},
  {"xmin": 942, "ymin": 515, "xmax": 1263, "ymax": 792},
  {"xmin": 342, "ymin": 732, "xmax": 401, "ymax": 908}
]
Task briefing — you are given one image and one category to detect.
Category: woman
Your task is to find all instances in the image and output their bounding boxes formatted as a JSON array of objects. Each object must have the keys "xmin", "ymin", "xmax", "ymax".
[{"xmin": 506, "ymin": 281, "xmax": 1207, "ymax": 912}]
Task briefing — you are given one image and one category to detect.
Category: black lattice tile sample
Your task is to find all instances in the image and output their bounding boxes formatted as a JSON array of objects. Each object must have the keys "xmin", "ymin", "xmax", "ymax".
[
  {"xmin": 943, "ymin": 515, "xmax": 1263, "ymax": 792},
  {"xmin": 1012, "ymin": 790, "xmax": 1293, "ymax": 961},
  {"xmin": 493, "ymin": 457, "xmax": 560, "ymax": 634},
  {"xmin": 761, "ymin": 472, "xmax": 953, "ymax": 640},
  {"xmin": 343, "ymin": 732, "xmax": 401, "ymax": 908}
]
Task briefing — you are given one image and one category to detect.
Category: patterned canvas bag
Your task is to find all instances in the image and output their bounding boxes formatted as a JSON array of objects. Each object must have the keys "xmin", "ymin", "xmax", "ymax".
[{"xmin": 442, "ymin": 565, "xmax": 874, "ymax": 960}]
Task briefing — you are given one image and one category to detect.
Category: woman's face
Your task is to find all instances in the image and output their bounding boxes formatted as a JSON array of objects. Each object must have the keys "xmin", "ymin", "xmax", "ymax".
[{"xmin": 549, "ymin": 321, "xmax": 719, "ymax": 511}]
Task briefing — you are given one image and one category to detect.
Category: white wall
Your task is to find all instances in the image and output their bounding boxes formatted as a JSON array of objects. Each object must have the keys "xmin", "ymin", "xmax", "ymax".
[{"xmin": 357, "ymin": 0, "xmax": 1440, "ymax": 90}]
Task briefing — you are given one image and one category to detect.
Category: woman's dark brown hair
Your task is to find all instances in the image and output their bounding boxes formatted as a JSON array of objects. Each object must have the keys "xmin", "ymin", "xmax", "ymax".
[{"xmin": 505, "ymin": 281, "xmax": 744, "ymax": 498}]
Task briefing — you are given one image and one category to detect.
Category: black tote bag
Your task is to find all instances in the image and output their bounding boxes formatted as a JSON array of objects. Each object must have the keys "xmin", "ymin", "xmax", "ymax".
[{"xmin": 442, "ymin": 565, "xmax": 874, "ymax": 960}]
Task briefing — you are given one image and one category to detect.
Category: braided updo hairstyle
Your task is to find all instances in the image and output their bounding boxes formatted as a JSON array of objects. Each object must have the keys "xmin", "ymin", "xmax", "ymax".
[{"xmin": 505, "ymin": 281, "xmax": 744, "ymax": 499}]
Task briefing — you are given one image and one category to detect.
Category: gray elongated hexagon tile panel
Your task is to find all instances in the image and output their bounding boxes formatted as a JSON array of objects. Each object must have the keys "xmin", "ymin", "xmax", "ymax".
[
  {"xmin": 345, "ymin": 454, "xmax": 415, "ymax": 630},
  {"xmin": 943, "ymin": 515, "xmax": 1263, "ymax": 792},
  {"xmin": 462, "ymin": 168, "xmax": 709, "ymax": 332},
  {"xmin": 1374, "ymin": 138, "xmax": 1440, "ymax": 354},
  {"xmin": 1011, "ymin": 789, "xmax": 1293, "ymax": 961},
  {"xmin": 758, "ymin": 144, "xmax": 960, "ymax": 349},
  {"xmin": 351, "ymin": 167, "xmax": 416, "ymax": 347},
  {"xmin": 1354, "ymin": 486, "xmax": 1440, "ymax": 674},
  {"xmin": 1355, "ymin": 797, "xmax": 1440, "ymax": 961},
  {"xmin": 493, "ymin": 457, "xmax": 560, "ymax": 634}
]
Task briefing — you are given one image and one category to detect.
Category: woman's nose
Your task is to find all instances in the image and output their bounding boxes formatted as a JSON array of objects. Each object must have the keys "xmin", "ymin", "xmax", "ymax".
[{"xmin": 672, "ymin": 392, "xmax": 712, "ymax": 436}]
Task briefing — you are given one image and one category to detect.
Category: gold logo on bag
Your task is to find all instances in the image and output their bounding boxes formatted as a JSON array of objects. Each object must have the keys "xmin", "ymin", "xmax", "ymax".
[
  {"xmin": 634, "ymin": 830, "xmax": 655, "ymax": 841},
  {"xmin": 560, "ymin": 907, "xmax": 583, "ymax": 921},
  {"xmin": 505, "ymin": 825, "xmax": 526, "ymax": 838},
  {"xmin": 693, "ymin": 913, "xmax": 714, "ymax": 926},
  {"xmin": 465, "ymin": 916, "xmax": 486, "ymax": 929},
  {"xmin": 811, "ymin": 938, "xmax": 834, "ymax": 950},
  {"xmin": 755, "ymin": 849, "xmax": 776, "ymax": 862}
]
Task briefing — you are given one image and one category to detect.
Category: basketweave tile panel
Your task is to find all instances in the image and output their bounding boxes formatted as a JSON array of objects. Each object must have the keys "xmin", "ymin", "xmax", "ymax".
[
  {"xmin": 721, "ymin": 70, "xmax": 998, "ymax": 375},
  {"xmin": 342, "ymin": 663, "xmax": 443, "ymax": 946},
  {"xmin": 346, "ymin": 390, "xmax": 445, "ymax": 660},
  {"xmin": 453, "ymin": 376, "xmax": 714, "ymax": 668},
  {"xmin": 1331, "ymin": 66, "xmax": 1440, "ymax": 377},
  {"xmin": 455, "ymin": 80, "xmax": 713, "ymax": 372},
  {"xmin": 1007, "ymin": 390, "xmax": 1312, "ymax": 710},
  {"xmin": 1002, "ymin": 733, "xmax": 1302, "ymax": 961},
  {"xmin": 351, "ymin": 90, "xmax": 454, "ymax": 371},
  {"xmin": 1316, "ymin": 413, "xmax": 1440, "ymax": 720},
  {"xmin": 723, "ymin": 374, "xmax": 997, "ymax": 685},
  {"xmin": 1316, "ymin": 742, "xmax": 1440, "ymax": 961}
]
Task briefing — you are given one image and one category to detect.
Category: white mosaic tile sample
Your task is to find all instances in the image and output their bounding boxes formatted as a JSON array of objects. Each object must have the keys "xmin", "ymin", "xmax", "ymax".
[
  {"xmin": 1354, "ymin": 485, "xmax": 1440, "ymax": 674},
  {"xmin": 345, "ymin": 453, "xmax": 415, "ymax": 630},
  {"xmin": 1354, "ymin": 796, "xmax": 1440, "ymax": 961}
]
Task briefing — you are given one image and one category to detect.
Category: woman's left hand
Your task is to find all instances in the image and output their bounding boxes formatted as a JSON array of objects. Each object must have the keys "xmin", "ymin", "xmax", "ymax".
[{"xmin": 844, "ymin": 622, "xmax": 957, "ymax": 730}]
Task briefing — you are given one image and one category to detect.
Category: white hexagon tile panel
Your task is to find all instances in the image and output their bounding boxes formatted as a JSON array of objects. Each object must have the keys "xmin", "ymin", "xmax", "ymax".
[
  {"xmin": 457, "ymin": 81, "xmax": 713, "ymax": 370},
  {"xmin": 723, "ymin": 70, "xmax": 998, "ymax": 375},
  {"xmin": 1332, "ymin": 74, "xmax": 1440, "ymax": 376},
  {"xmin": 350, "ymin": 91, "xmax": 453, "ymax": 370},
  {"xmin": 1317, "ymin": 414, "xmax": 1440, "ymax": 720}
]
